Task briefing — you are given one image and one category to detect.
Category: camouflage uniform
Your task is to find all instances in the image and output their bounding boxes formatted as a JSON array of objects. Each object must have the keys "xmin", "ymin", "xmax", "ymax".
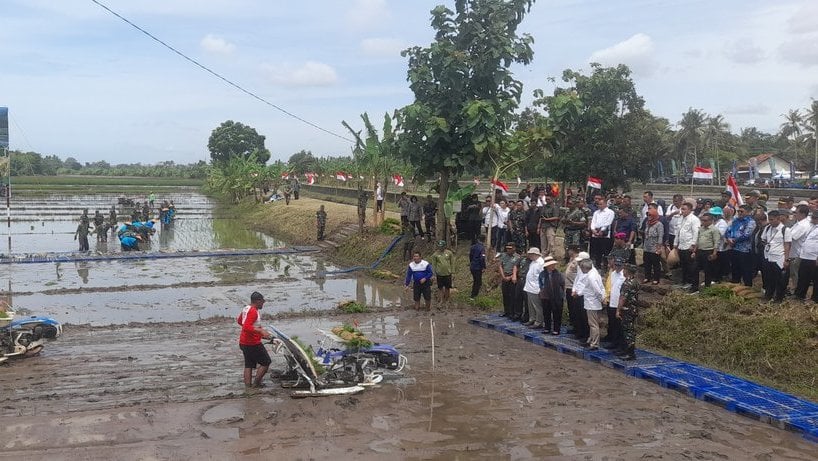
[
  {"xmin": 109, "ymin": 207, "xmax": 118, "ymax": 236},
  {"xmin": 620, "ymin": 276, "xmax": 640, "ymax": 355},
  {"xmin": 508, "ymin": 209, "xmax": 527, "ymax": 253},
  {"xmin": 93, "ymin": 211, "xmax": 104, "ymax": 241},
  {"xmin": 563, "ymin": 207, "xmax": 588, "ymax": 253},
  {"xmin": 316, "ymin": 207, "xmax": 327, "ymax": 241},
  {"xmin": 74, "ymin": 221, "xmax": 90, "ymax": 251}
]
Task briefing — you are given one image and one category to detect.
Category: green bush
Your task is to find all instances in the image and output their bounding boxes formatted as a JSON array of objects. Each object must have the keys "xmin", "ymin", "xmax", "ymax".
[
  {"xmin": 699, "ymin": 285, "xmax": 735, "ymax": 299},
  {"xmin": 378, "ymin": 217, "xmax": 402, "ymax": 235}
]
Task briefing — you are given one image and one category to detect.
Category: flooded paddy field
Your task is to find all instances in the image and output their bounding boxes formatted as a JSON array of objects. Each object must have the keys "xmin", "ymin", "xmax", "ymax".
[{"xmin": 1, "ymin": 191, "xmax": 816, "ymax": 459}]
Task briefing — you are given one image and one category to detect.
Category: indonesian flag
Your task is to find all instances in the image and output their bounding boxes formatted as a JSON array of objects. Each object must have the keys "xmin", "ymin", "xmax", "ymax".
[
  {"xmin": 281, "ymin": 172, "xmax": 289, "ymax": 179},
  {"xmin": 335, "ymin": 172, "xmax": 348, "ymax": 181},
  {"xmin": 726, "ymin": 175, "xmax": 744, "ymax": 207},
  {"xmin": 491, "ymin": 178, "xmax": 509, "ymax": 193},
  {"xmin": 392, "ymin": 174, "xmax": 404, "ymax": 187},
  {"xmin": 473, "ymin": 177, "xmax": 480, "ymax": 186},
  {"xmin": 517, "ymin": 176, "xmax": 522, "ymax": 186},
  {"xmin": 305, "ymin": 173, "xmax": 315, "ymax": 185},
  {"xmin": 587, "ymin": 176, "xmax": 602, "ymax": 189},
  {"xmin": 692, "ymin": 166, "xmax": 713, "ymax": 179}
]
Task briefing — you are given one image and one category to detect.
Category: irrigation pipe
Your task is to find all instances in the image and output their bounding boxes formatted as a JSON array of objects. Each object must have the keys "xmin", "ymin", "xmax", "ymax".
[{"xmin": 317, "ymin": 235, "xmax": 403, "ymax": 276}]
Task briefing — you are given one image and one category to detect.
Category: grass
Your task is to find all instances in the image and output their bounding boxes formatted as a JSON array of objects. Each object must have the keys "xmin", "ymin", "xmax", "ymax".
[
  {"xmin": 338, "ymin": 300, "xmax": 369, "ymax": 314},
  {"xmin": 639, "ymin": 292, "xmax": 818, "ymax": 401}
]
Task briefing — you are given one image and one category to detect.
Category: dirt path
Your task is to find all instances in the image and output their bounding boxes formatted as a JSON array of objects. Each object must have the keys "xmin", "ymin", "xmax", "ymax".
[{"xmin": 2, "ymin": 311, "xmax": 815, "ymax": 460}]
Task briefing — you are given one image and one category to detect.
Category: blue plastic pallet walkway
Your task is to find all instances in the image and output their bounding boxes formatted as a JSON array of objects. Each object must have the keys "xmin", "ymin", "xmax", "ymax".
[
  {"xmin": 469, "ymin": 313, "xmax": 818, "ymax": 442},
  {"xmin": 0, "ymin": 246, "xmax": 320, "ymax": 264}
]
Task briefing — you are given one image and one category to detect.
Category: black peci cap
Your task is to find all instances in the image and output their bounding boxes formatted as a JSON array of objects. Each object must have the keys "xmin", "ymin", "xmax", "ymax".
[{"xmin": 250, "ymin": 291, "xmax": 265, "ymax": 302}]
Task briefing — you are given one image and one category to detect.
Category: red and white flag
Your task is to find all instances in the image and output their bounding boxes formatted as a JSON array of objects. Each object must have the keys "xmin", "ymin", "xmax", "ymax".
[
  {"xmin": 335, "ymin": 171, "xmax": 348, "ymax": 181},
  {"xmin": 491, "ymin": 178, "xmax": 509, "ymax": 193},
  {"xmin": 281, "ymin": 172, "xmax": 289, "ymax": 179},
  {"xmin": 305, "ymin": 173, "xmax": 315, "ymax": 185},
  {"xmin": 693, "ymin": 166, "xmax": 713, "ymax": 180},
  {"xmin": 586, "ymin": 176, "xmax": 602, "ymax": 189},
  {"xmin": 726, "ymin": 175, "xmax": 744, "ymax": 207},
  {"xmin": 392, "ymin": 174, "xmax": 404, "ymax": 187}
]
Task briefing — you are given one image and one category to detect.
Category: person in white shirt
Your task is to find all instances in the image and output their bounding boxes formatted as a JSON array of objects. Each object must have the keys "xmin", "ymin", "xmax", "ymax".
[
  {"xmin": 761, "ymin": 210, "xmax": 792, "ymax": 302},
  {"xmin": 576, "ymin": 258, "xmax": 604, "ymax": 350},
  {"xmin": 589, "ymin": 194, "xmax": 615, "ymax": 271},
  {"xmin": 523, "ymin": 247, "xmax": 545, "ymax": 327},
  {"xmin": 640, "ymin": 191, "xmax": 663, "ymax": 228},
  {"xmin": 375, "ymin": 182, "xmax": 384, "ymax": 212},
  {"xmin": 665, "ymin": 194, "xmax": 683, "ymax": 246},
  {"xmin": 794, "ymin": 211, "xmax": 818, "ymax": 302},
  {"xmin": 673, "ymin": 202, "xmax": 700, "ymax": 290},
  {"xmin": 788, "ymin": 205, "xmax": 811, "ymax": 290},
  {"xmin": 493, "ymin": 200, "xmax": 511, "ymax": 254}
]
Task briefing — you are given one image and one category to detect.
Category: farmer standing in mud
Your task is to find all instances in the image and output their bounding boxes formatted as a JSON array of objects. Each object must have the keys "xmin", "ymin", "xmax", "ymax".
[
  {"xmin": 316, "ymin": 205, "xmax": 327, "ymax": 241},
  {"xmin": 238, "ymin": 291, "xmax": 272, "ymax": 388}
]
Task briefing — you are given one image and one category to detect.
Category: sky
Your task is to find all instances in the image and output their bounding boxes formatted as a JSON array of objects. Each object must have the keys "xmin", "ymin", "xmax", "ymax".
[{"xmin": 1, "ymin": 0, "xmax": 816, "ymax": 165}]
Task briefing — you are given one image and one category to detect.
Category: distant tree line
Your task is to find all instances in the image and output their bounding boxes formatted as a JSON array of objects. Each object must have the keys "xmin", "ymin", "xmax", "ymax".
[{"xmin": 4, "ymin": 150, "xmax": 208, "ymax": 178}]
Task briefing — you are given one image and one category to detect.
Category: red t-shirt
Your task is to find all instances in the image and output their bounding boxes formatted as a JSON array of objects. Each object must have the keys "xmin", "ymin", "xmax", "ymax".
[{"xmin": 237, "ymin": 305, "xmax": 262, "ymax": 345}]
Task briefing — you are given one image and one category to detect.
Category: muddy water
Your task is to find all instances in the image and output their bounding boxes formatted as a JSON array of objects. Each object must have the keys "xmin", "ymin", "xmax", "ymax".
[{"xmin": 4, "ymin": 192, "xmax": 404, "ymax": 325}]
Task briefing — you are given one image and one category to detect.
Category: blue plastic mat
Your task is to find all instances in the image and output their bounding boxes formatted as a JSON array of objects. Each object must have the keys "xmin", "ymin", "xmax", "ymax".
[{"xmin": 470, "ymin": 313, "xmax": 818, "ymax": 442}]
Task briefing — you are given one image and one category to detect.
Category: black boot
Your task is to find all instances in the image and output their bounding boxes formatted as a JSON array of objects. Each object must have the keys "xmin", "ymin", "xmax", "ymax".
[{"xmin": 620, "ymin": 345, "xmax": 636, "ymax": 361}]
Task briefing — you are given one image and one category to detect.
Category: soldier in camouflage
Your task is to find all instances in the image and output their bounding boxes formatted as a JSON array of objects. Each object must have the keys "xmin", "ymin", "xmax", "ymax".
[
  {"xmin": 616, "ymin": 263, "xmax": 640, "ymax": 360},
  {"xmin": 508, "ymin": 200, "xmax": 528, "ymax": 254},
  {"xmin": 563, "ymin": 199, "xmax": 588, "ymax": 260}
]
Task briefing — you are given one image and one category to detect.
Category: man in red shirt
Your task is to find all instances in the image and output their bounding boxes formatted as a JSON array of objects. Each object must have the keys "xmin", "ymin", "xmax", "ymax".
[{"xmin": 237, "ymin": 292, "xmax": 272, "ymax": 388}]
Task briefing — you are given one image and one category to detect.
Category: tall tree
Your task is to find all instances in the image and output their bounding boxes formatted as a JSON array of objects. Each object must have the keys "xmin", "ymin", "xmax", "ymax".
[
  {"xmin": 287, "ymin": 150, "xmax": 316, "ymax": 175},
  {"xmin": 396, "ymin": 0, "xmax": 536, "ymax": 240},
  {"xmin": 676, "ymin": 108, "xmax": 707, "ymax": 172},
  {"xmin": 780, "ymin": 109, "xmax": 803, "ymax": 172},
  {"xmin": 207, "ymin": 120, "xmax": 271, "ymax": 166},
  {"xmin": 532, "ymin": 63, "xmax": 656, "ymax": 189},
  {"xmin": 704, "ymin": 114, "xmax": 730, "ymax": 183},
  {"xmin": 804, "ymin": 100, "xmax": 818, "ymax": 175},
  {"xmin": 343, "ymin": 112, "xmax": 402, "ymax": 221}
]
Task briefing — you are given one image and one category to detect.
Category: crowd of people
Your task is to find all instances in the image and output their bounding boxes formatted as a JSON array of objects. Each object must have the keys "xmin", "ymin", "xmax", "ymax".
[
  {"xmin": 401, "ymin": 182, "xmax": 818, "ymax": 360},
  {"xmin": 73, "ymin": 195, "xmax": 176, "ymax": 252}
]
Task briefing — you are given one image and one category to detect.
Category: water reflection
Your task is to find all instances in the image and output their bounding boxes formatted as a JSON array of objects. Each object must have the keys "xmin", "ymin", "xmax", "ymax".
[{"xmin": 75, "ymin": 261, "xmax": 89, "ymax": 284}]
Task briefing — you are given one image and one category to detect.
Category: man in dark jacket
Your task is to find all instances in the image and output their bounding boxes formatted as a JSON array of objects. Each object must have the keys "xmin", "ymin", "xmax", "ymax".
[
  {"xmin": 468, "ymin": 237, "xmax": 487, "ymax": 299},
  {"xmin": 538, "ymin": 258, "xmax": 565, "ymax": 335}
]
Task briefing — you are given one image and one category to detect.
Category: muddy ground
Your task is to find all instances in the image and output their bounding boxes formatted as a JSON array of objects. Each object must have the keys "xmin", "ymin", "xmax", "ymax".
[{"xmin": 2, "ymin": 309, "xmax": 816, "ymax": 461}]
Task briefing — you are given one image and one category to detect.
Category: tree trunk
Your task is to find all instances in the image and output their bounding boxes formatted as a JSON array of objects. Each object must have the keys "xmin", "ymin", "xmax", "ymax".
[{"xmin": 437, "ymin": 169, "xmax": 449, "ymax": 243}]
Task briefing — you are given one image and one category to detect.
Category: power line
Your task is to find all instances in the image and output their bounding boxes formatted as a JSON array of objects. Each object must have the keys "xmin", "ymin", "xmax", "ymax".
[{"xmin": 89, "ymin": 0, "xmax": 354, "ymax": 143}]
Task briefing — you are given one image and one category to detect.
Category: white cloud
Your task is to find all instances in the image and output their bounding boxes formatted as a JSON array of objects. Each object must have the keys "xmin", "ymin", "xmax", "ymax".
[
  {"xmin": 779, "ymin": 36, "xmax": 818, "ymax": 67},
  {"xmin": 200, "ymin": 34, "xmax": 236, "ymax": 55},
  {"xmin": 263, "ymin": 61, "xmax": 339, "ymax": 87},
  {"xmin": 588, "ymin": 33, "xmax": 657, "ymax": 76},
  {"xmin": 360, "ymin": 37, "xmax": 406, "ymax": 57},
  {"xmin": 346, "ymin": 0, "xmax": 390, "ymax": 29},
  {"xmin": 724, "ymin": 40, "xmax": 765, "ymax": 64},
  {"xmin": 787, "ymin": 2, "xmax": 818, "ymax": 35}
]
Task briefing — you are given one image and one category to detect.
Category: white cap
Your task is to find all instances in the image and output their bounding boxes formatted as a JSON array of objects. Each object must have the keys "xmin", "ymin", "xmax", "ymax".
[
  {"xmin": 574, "ymin": 251, "xmax": 590, "ymax": 262},
  {"xmin": 527, "ymin": 247, "xmax": 542, "ymax": 256}
]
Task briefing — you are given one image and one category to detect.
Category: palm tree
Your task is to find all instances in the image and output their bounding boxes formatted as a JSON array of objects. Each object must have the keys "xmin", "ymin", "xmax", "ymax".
[
  {"xmin": 780, "ymin": 109, "xmax": 803, "ymax": 175},
  {"xmin": 803, "ymin": 100, "xmax": 818, "ymax": 176},
  {"xmin": 704, "ymin": 114, "xmax": 730, "ymax": 183},
  {"xmin": 676, "ymin": 108, "xmax": 707, "ymax": 173}
]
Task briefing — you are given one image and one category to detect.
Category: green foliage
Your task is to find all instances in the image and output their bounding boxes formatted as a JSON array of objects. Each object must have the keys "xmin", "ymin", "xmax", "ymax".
[
  {"xmin": 287, "ymin": 150, "xmax": 316, "ymax": 175},
  {"xmin": 207, "ymin": 120, "xmax": 270, "ymax": 166},
  {"xmin": 529, "ymin": 63, "xmax": 663, "ymax": 188},
  {"xmin": 205, "ymin": 154, "xmax": 280, "ymax": 203},
  {"xmin": 378, "ymin": 217, "xmax": 402, "ymax": 235},
  {"xmin": 344, "ymin": 336, "xmax": 373, "ymax": 350},
  {"xmin": 0, "ymin": 310, "xmax": 8, "ymax": 319},
  {"xmin": 3, "ymin": 151, "xmax": 207, "ymax": 178},
  {"xmin": 699, "ymin": 284, "xmax": 736, "ymax": 299},
  {"xmin": 338, "ymin": 301, "xmax": 369, "ymax": 314},
  {"xmin": 291, "ymin": 336, "xmax": 325, "ymax": 374}
]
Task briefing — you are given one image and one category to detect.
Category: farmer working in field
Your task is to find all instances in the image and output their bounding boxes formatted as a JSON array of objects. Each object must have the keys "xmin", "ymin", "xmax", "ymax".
[{"xmin": 237, "ymin": 291, "xmax": 272, "ymax": 388}]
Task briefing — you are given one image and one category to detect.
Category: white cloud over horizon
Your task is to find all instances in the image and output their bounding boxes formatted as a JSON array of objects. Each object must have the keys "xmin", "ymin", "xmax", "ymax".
[
  {"xmin": 263, "ymin": 61, "xmax": 339, "ymax": 87},
  {"xmin": 1, "ymin": 0, "xmax": 816, "ymax": 165},
  {"xmin": 588, "ymin": 33, "xmax": 657, "ymax": 76},
  {"xmin": 200, "ymin": 34, "xmax": 236, "ymax": 55}
]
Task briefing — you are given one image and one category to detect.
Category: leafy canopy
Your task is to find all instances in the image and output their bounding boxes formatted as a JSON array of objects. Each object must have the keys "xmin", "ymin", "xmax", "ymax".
[
  {"xmin": 396, "ymin": 0, "xmax": 536, "ymax": 178},
  {"xmin": 207, "ymin": 120, "xmax": 270, "ymax": 166}
]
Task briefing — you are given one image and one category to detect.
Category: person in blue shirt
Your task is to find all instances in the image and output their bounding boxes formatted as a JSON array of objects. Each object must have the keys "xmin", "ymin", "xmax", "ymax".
[
  {"xmin": 468, "ymin": 237, "xmax": 487, "ymax": 299},
  {"xmin": 725, "ymin": 204, "xmax": 757, "ymax": 286},
  {"xmin": 404, "ymin": 251, "xmax": 434, "ymax": 311}
]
